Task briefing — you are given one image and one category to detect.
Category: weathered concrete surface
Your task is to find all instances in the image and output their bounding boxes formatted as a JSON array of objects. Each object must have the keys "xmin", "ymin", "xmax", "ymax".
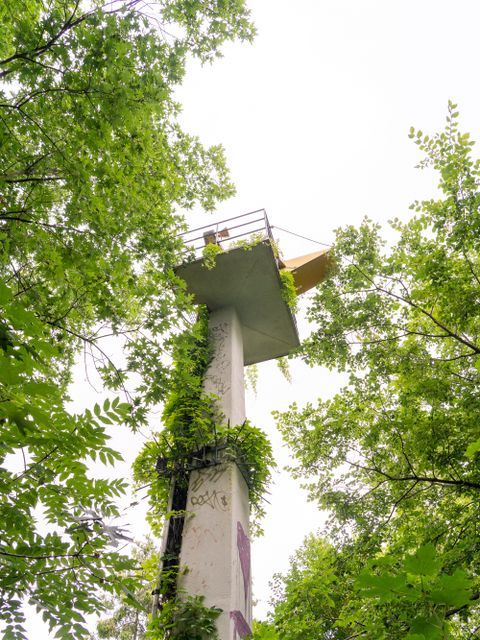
[
  {"xmin": 203, "ymin": 307, "xmax": 246, "ymax": 427},
  {"xmin": 178, "ymin": 463, "xmax": 251, "ymax": 639},
  {"xmin": 178, "ymin": 307, "xmax": 252, "ymax": 639},
  {"xmin": 175, "ymin": 241, "xmax": 299, "ymax": 365}
]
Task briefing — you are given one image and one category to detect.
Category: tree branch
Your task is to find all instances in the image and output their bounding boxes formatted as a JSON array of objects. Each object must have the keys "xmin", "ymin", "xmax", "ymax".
[
  {"xmin": 344, "ymin": 458, "xmax": 480, "ymax": 490},
  {"xmin": 347, "ymin": 260, "xmax": 480, "ymax": 354},
  {"xmin": 445, "ymin": 591, "xmax": 480, "ymax": 617}
]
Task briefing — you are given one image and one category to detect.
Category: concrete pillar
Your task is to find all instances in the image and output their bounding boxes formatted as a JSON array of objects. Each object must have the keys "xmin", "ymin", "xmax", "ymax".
[
  {"xmin": 203, "ymin": 306, "xmax": 246, "ymax": 426},
  {"xmin": 178, "ymin": 307, "xmax": 252, "ymax": 639}
]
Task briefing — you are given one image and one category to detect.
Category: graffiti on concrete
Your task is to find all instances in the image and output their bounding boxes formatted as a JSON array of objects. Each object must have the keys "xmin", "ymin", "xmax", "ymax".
[
  {"xmin": 236, "ymin": 521, "xmax": 251, "ymax": 608},
  {"xmin": 205, "ymin": 321, "xmax": 231, "ymax": 397},
  {"xmin": 190, "ymin": 466, "xmax": 226, "ymax": 493},
  {"xmin": 190, "ymin": 489, "xmax": 228, "ymax": 511},
  {"xmin": 230, "ymin": 610, "xmax": 252, "ymax": 639}
]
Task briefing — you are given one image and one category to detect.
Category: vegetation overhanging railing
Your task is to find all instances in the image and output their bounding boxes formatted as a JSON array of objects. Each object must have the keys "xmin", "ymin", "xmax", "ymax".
[{"xmin": 179, "ymin": 209, "xmax": 275, "ymax": 259}]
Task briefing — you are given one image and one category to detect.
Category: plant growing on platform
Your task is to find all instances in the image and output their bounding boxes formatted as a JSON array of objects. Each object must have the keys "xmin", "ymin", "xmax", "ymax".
[
  {"xmin": 229, "ymin": 232, "xmax": 267, "ymax": 251},
  {"xmin": 202, "ymin": 243, "xmax": 224, "ymax": 270}
]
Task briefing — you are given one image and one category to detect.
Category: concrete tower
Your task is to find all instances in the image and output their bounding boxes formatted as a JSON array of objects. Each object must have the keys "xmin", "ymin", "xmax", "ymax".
[{"xmin": 160, "ymin": 211, "xmax": 330, "ymax": 639}]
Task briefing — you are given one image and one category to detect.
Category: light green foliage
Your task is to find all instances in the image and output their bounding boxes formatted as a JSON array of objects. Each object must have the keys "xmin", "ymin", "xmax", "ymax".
[
  {"xmin": 245, "ymin": 364, "xmax": 259, "ymax": 394},
  {"xmin": 273, "ymin": 105, "xmax": 480, "ymax": 637},
  {"xmin": 351, "ymin": 544, "xmax": 475, "ymax": 639},
  {"xmin": 267, "ymin": 536, "xmax": 478, "ymax": 639},
  {"xmin": 1, "ymin": 0, "xmax": 254, "ymax": 635},
  {"xmin": 267, "ymin": 536, "xmax": 358, "ymax": 640},
  {"xmin": 202, "ymin": 242, "xmax": 224, "ymax": 270},
  {"xmin": 279, "ymin": 270, "xmax": 298, "ymax": 313},
  {"xmin": 228, "ymin": 231, "xmax": 267, "ymax": 250},
  {"xmin": 250, "ymin": 620, "xmax": 279, "ymax": 639},
  {"xmin": 276, "ymin": 356, "xmax": 292, "ymax": 382}
]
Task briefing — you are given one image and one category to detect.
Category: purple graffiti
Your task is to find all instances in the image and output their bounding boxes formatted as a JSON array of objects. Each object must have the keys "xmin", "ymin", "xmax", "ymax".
[
  {"xmin": 237, "ymin": 521, "xmax": 251, "ymax": 608},
  {"xmin": 230, "ymin": 610, "xmax": 252, "ymax": 639}
]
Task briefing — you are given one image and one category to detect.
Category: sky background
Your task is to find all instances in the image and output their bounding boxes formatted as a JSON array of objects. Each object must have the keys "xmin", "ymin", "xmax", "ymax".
[
  {"xmin": 23, "ymin": 0, "xmax": 480, "ymax": 635},
  {"xmin": 175, "ymin": 0, "xmax": 480, "ymax": 619}
]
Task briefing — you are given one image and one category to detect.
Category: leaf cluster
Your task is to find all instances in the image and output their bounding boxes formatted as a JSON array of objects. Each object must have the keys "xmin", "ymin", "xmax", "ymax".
[
  {"xmin": 0, "ymin": 278, "xmax": 140, "ymax": 638},
  {"xmin": 279, "ymin": 270, "xmax": 298, "ymax": 313},
  {"xmin": 201, "ymin": 242, "xmax": 224, "ymax": 270},
  {"xmin": 265, "ymin": 535, "xmax": 480, "ymax": 640}
]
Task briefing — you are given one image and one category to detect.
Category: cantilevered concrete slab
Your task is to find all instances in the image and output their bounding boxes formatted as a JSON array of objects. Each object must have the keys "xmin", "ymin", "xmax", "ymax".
[{"xmin": 175, "ymin": 241, "xmax": 299, "ymax": 365}]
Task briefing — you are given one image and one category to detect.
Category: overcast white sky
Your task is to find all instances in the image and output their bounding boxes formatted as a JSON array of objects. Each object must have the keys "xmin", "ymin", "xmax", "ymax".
[
  {"xmin": 175, "ymin": 0, "xmax": 480, "ymax": 620},
  {"xmin": 24, "ymin": 0, "xmax": 480, "ymax": 636}
]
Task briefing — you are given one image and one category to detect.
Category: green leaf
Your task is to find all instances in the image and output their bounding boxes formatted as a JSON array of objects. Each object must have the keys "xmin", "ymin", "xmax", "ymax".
[
  {"xmin": 0, "ymin": 280, "xmax": 13, "ymax": 305},
  {"xmin": 466, "ymin": 438, "xmax": 480, "ymax": 458},
  {"xmin": 404, "ymin": 544, "xmax": 442, "ymax": 577},
  {"xmin": 410, "ymin": 613, "xmax": 443, "ymax": 640},
  {"xmin": 430, "ymin": 570, "xmax": 473, "ymax": 608}
]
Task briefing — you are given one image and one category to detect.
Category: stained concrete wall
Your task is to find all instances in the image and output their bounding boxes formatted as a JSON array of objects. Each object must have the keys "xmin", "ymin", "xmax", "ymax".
[
  {"xmin": 178, "ymin": 463, "xmax": 251, "ymax": 638},
  {"xmin": 178, "ymin": 307, "xmax": 252, "ymax": 639},
  {"xmin": 203, "ymin": 306, "xmax": 246, "ymax": 426}
]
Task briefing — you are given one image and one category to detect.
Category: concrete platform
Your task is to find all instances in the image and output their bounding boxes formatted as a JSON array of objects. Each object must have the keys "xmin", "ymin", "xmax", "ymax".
[{"xmin": 175, "ymin": 241, "xmax": 299, "ymax": 365}]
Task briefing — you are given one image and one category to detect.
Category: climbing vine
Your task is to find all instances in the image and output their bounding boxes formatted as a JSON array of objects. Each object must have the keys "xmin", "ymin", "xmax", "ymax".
[
  {"xmin": 133, "ymin": 305, "xmax": 274, "ymax": 637},
  {"xmin": 245, "ymin": 364, "xmax": 259, "ymax": 394},
  {"xmin": 279, "ymin": 270, "xmax": 298, "ymax": 313},
  {"xmin": 276, "ymin": 356, "xmax": 292, "ymax": 383},
  {"xmin": 133, "ymin": 307, "xmax": 274, "ymax": 529}
]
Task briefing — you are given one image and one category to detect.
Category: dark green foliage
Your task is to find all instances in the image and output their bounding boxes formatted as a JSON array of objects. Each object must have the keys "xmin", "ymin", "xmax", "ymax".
[{"xmin": 147, "ymin": 595, "xmax": 221, "ymax": 640}]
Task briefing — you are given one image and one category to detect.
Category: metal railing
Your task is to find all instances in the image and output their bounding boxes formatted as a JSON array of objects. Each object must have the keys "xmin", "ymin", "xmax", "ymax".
[{"xmin": 179, "ymin": 209, "xmax": 275, "ymax": 259}]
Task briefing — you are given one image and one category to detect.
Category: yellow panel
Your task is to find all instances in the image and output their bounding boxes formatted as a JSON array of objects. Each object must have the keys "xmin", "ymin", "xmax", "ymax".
[{"xmin": 283, "ymin": 249, "xmax": 332, "ymax": 295}]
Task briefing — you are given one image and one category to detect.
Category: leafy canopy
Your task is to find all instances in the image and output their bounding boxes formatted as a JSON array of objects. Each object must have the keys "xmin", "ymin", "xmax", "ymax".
[
  {"xmin": 272, "ymin": 104, "xmax": 480, "ymax": 638},
  {"xmin": 0, "ymin": 0, "xmax": 254, "ymax": 637}
]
